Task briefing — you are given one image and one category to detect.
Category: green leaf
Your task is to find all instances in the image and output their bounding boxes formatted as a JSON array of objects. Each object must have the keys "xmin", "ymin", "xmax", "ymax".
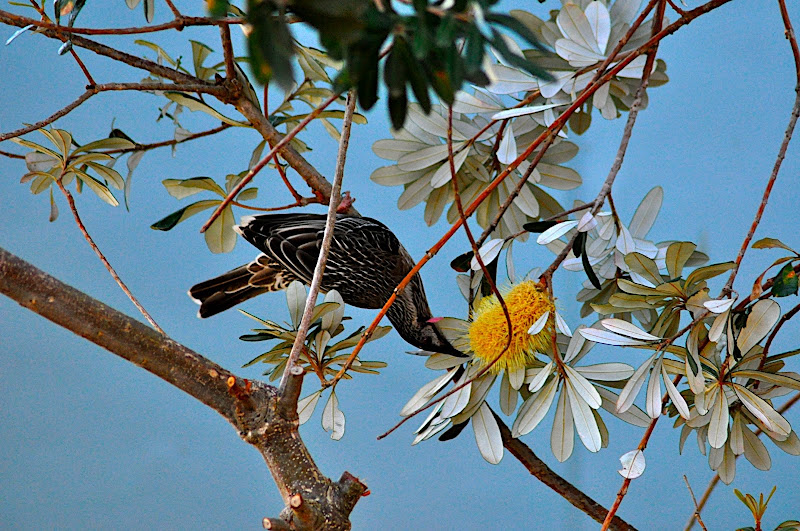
[
  {"xmin": 10, "ymin": 137, "xmax": 61, "ymax": 160},
  {"xmin": 523, "ymin": 220, "xmax": 559, "ymax": 233},
  {"xmin": 72, "ymin": 137, "xmax": 136, "ymax": 154},
  {"xmin": 77, "ymin": 174, "xmax": 119, "ymax": 207},
  {"xmin": 164, "ymin": 92, "xmax": 250, "ymax": 127},
  {"xmin": 665, "ymin": 241, "xmax": 697, "ymax": 280},
  {"xmin": 752, "ymin": 237, "xmax": 798, "ymax": 255},
  {"xmin": 685, "ymin": 262, "xmax": 736, "ymax": 289},
  {"xmin": 772, "ymin": 262, "xmax": 798, "ymax": 297},
  {"xmin": 150, "ymin": 199, "xmax": 220, "ymax": 231},
  {"xmin": 85, "ymin": 161, "xmax": 124, "ymax": 190},
  {"xmin": 204, "ymin": 205, "xmax": 237, "ymax": 254},
  {"xmin": 162, "ymin": 177, "xmax": 226, "ymax": 199}
]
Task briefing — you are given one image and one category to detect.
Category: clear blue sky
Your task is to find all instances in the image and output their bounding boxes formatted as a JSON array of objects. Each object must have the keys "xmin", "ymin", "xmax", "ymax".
[{"xmin": 1, "ymin": 1, "xmax": 799, "ymax": 529}]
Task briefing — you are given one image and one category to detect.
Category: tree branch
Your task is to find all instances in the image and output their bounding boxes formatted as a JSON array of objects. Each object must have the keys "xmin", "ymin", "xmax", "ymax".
[{"xmin": 0, "ymin": 246, "xmax": 366, "ymax": 529}]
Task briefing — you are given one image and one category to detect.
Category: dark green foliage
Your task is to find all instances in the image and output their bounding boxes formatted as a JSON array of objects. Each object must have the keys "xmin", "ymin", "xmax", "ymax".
[
  {"xmin": 236, "ymin": 0, "xmax": 550, "ymax": 127},
  {"xmin": 772, "ymin": 262, "xmax": 799, "ymax": 297}
]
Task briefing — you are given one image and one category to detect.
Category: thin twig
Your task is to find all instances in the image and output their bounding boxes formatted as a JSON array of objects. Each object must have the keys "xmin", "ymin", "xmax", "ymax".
[
  {"xmin": 201, "ymin": 91, "xmax": 342, "ymax": 233},
  {"xmin": 721, "ymin": 0, "xmax": 800, "ymax": 296},
  {"xmin": 0, "ymin": 149, "xmax": 25, "ymax": 159},
  {"xmin": 683, "ymin": 476, "xmax": 708, "ymax": 531},
  {"xmin": 68, "ymin": 48, "xmax": 95, "ymax": 85},
  {"xmin": 761, "ymin": 301, "xmax": 800, "ymax": 362},
  {"xmin": 163, "ymin": 0, "xmax": 182, "ymax": 18},
  {"xmin": 104, "ymin": 124, "xmax": 232, "ymax": 154},
  {"xmin": 0, "ymin": 83, "xmax": 227, "ymax": 143},
  {"xmin": 0, "ymin": 9, "xmax": 243, "ymax": 35},
  {"xmin": 278, "ymin": 90, "xmax": 356, "ymax": 395},
  {"xmin": 685, "ymin": 391, "xmax": 800, "ymax": 531},
  {"xmin": 55, "ymin": 180, "xmax": 166, "ymax": 335}
]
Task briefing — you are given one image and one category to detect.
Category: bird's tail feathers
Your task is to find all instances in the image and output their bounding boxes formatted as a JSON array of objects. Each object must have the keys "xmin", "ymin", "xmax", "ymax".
[{"xmin": 189, "ymin": 255, "xmax": 292, "ymax": 318}]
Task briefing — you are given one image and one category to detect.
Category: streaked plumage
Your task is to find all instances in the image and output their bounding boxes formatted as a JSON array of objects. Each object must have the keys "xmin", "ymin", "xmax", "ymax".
[{"xmin": 189, "ymin": 213, "xmax": 464, "ymax": 357}]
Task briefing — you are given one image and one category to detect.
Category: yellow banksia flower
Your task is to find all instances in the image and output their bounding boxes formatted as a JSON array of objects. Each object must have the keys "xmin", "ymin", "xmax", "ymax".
[{"xmin": 468, "ymin": 280, "xmax": 555, "ymax": 374}]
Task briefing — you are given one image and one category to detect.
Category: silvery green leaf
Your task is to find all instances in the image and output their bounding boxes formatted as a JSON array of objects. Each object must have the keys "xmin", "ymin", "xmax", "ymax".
[
  {"xmin": 506, "ymin": 241, "xmax": 516, "ymax": 283},
  {"xmin": 665, "ymin": 242, "xmax": 697, "ymax": 279},
  {"xmin": 576, "ymin": 211, "xmax": 597, "ymax": 232},
  {"xmin": 625, "ymin": 253, "xmax": 662, "ymax": 287},
  {"xmin": 412, "ymin": 418, "xmax": 451, "ymax": 445},
  {"xmin": 564, "ymin": 365, "xmax": 601, "ymax": 409},
  {"xmin": 685, "ymin": 262, "xmax": 737, "ymax": 289},
  {"xmin": 737, "ymin": 299, "xmax": 780, "ymax": 355},
  {"xmin": 527, "ymin": 311, "xmax": 550, "ymax": 335},
  {"xmin": 555, "ymin": 312, "xmax": 572, "ymax": 337},
  {"xmin": 397, "ymin": 144, "xmax": 450, "ymax": 171},
  {"xmin": 661, "ymin": 362, "xmax": 690, "ymax": 419},
  {"xmin": 704, "ymin": 297, "xmax": 735, "ymax": 314},
  {"xmin": 601, "ymin": 318, "xmax": 660, "ymax": 341},
  {"xmin": 646, "ymin": 355, "xmax": 664, "ymax": 419},
  {"xmin": 729, "ymin": 370, "xmax": 800, "ymax": 392},
  {"xmin": 527, "ymin": 361, "xmax": 553, "ymax": 392},
  {"xmin": 536, "ymin": 163, "xmax": 582, "ymax": 190},
  {"xmin": 741, "ymin": 424, "xmax": 771, "ymax": 470},
  {"xmin": 513, "ymin": 376, "xmax": 558, "ymax": 437},
  {"xmin": 321, "ymin": 390, "xmax": 345, "ymax": 440},
  {"xmin": 48, "ymin": 188, "xmax": 59, "ymax": 222},
  {"xmin": 564, "ymin": 328, "xmax": 586, "ymax": 363},
  {"xmin": 143, "ymin": 0, "xmax": 154, "ymax": 22},
  {"xmin": 565, "ymin": 378, "xmax": 601, "ymax": 452},
  {"xmin": 732, "ymin": 383, "xmax": 791, "ymax": 437},
  {"xmin": 618, "ymin": 449, "xmax": 646, "ymax": 479},
  {"xmin": 471, "ymin": 238, "xmax": 505, "ymax": 270},
  {"xmin": 372, "ymin": 139, "xmax": 427, "ymax": 161},
  {"xmin": 397, "ymin": 169, "xmax": 434, "ymax": 210},
  {"xmin": 610, "ymin": 0, "xmax": 642, "ymax": 25},
  {"xmin": 425, "ymin": 353, "xmax": 466, "ymax": 370},
  {"xmin": 492, "ymin": 102, "xmax": 564, "ymax": 120},
  {"xmin": 430, "ymin": 147, "xmax": 470, "ymax": 188},
  {"xmin": 718, "ymin": 444, "xmax": 736, "ymax": 485},
  {"xmin": 679, "ymin": 424, "xmax": 692, "ymax": 454},
  {"xmin": 773, "ymin": 430, "xmax": 800, "ymax": 455},
  {"xmin": 496, "ymin": 121, "xmax": 517, "ymax": 165},
  {"xmin": 370, "ymin": 165, "xmax": 425, "ymax": 186},
  {"xmin": 297, "ymin": 390, "xmax": 322, "ymax": 425},
  {"xmin": 579, "ymin": 327, "xmax": 648, "ymax": 346},
  {"xmin": 708, "ymin": 384, "xmax": 729, "ymax": 449},
  {"xmin": 575, "ymin": 363, "xmax": 634, "ymax": 381},
  {"xmin": 440, "ymin": 370, "xmax": 472, "ymax": 419},
  {"xmin": 321, "ymin": 290, "xmax": 344, "ymax": 332},
  {"xmin": 164, "ymin": 92, "xmax": 249, "ymax": 127},
  {"xmin": 400, "ymin": 369, "xmax": 457, "ymax": 416},
  {"xmin": 551, "ymin": 387, "xmax": 575, "ymax": 462},
  {"xmin": 79, "ymin": 174, "xmax": 119, "ymax": 207},
  {"xmin": 473, "ymin": 402, "xmax": 503, "ymax": 464},
  {"xmin": 451, "ymin": 372, "xmax": 497, "ymax": 424},
  {"xmin": 452, "ymin": 91, "xmax": 502, "ymax": 113},
  {"xmin": 315, "ymin": 330, "xmax": 331, "ymax": 356},
  {"xmin": 499, "ymin": 371, "xmax": 518, "ymax": 416},
  {"xmin": 537, "ymin": 219, "xmax": 579, "ymax": 245},
  {"xmin": 696, "ymin": 425, "xmax": 708, "ymax": 455},
  {"xmin": 414, "ymin": 402, "xmax": 445, "ymax": 435},
  {"xmin": 555, "ymin": 37, "xmax": 604, "ymax": 66},
  {"xmin": 597, "ymin": 387, "xmax": 650, "ymax": 427},
  {"xmin": 629, "ymin": 186, "xmax": 662, "ymax": 239},
  {"xmin": 617, "ymin": 353, "xmax": 658, "ymax": 413},
  {"xmin": 508, "ymin": 366, "xmax": 525, "ymax": 391},
  {"xmin": 708, "ymin": 309, "xmax": 729, "ymax": 342},
  {"xmin": 584, "ymin": 1, "xmax": 610, "ymax": 52},
  {"xmin": 615, "ymin": 224, "xmax": 635, "ymax": 255},
  {"xmin": 708, "ymin": 443, "xmax": 724, "ymax": 470},
  {"xmin": 485, "ymin": 64, "xmax": 539, "ymax": 94},
  {"xmin": 285, "ymin": 281, "xmax": 306, "ymax": 330},
  {"xmin": 729, "ymin": 412, "xmax": 745, "ymax": 454}
]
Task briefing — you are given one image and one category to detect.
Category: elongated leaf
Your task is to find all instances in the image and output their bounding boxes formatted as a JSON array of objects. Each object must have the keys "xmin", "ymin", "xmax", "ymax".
[
  {"xmin": 732, "ymin": 383, "xmax": 791, "ymax": 437},
  {"xmin": 737, "ymin": 299, "xmax": 780, "ymax": 355},
  {"xmin": 666, "ymin": 242, "xmax": 697, "ymax": 279},
  {"xmin": 536, "ymin": 219, "xmax": 578, "ymax": 245},
  {"xmin": 565, "ymin": 379, "xmax": 601, "ymax": 452},
  {"xmin": 685, "ymin": 262, "xmax": 736, "ymax": 288},
  {"xmin": 321, "ymin": 390, "xmax": 345, "ymax": 440},
  {"xmin": 285, "ymin": 280, "xmax": 306, "ymax": 330},
  {"xmin": 150, "ymin": 199, "xmax": 219, "ymax": 231},
  {"xmin": 400, "ymin": 370, "xmax": 457, "ymax": 416},
  {"xmin": 551, "ymin": 387, "xmax": 574, "ymax": 462},
  {"xmin": 662, "ymin": 362, "xmax": 690, "ymax": 419},
  {"xmin": 499, "ymin": 371, "xmax": 518, "ymax": 416},
  {"xmin": 473, "ymin": 402, "xmax": 503, "ymax": 464},
  {"xmin": 741, "ymin": 425, "xmax": 771, "ymax": 471},
  {"xmin": 575, "ymin": 363, "xmax": 634, "ymax": 381},
  {"xmin": 708, "ymin": 384, "xmax": 729, "ymax": 448},
  {"xmin": 617, "ymin": 353, "xmax": 658, "ymax": 413},
  {"xmin": 471, "ymin": 238, "xmax": 504, "ymax": 270},
  {"xmin": 164, "ymin": 92, "xmax": 250, "ymax": 127},
  {"xmin": 297, "ymin": 390, "xmax": 322, "ymax": 425},
  {"xmin": 629, "ymin": 187, "xmax": 662, "ymax": 239},
  {"xmin": 601, "ymin": 318, "xmax": 660, "ymax": 341},
  {"xmin": 752, "ymin": 237, "xmax": 797, "ymax": 254},
  {"xmin": 563, "ymin": 365, "xmax": 601, "ymax": 408},
  {"xmin": 440, "ymin": 371, "xmax": 472, "ymax": 419},
  {"xmin": 527, "ymin": 361, "xmax": 553, "ymax": 392},
  {"xmin": 579, "ymin": 327, "xmax": 648, "ymax": 346},
  {"xmin": 204, "ymin": 205, "xmax": 236, "ymax": 254},
  {"xmin": 513, "ymin": 375, "xmax": 558, "ymax": 437},
  {"xmin": 645, "ymin": 355, "xmax": 663, "ymax": 419},
  {"xmin": 625, "ymin": 252, "xmax": 662, "ymax": 287}
]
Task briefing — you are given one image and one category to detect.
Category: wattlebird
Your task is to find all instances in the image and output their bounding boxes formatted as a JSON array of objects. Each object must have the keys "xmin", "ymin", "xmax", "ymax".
[{"xmin": 189, "ymin": 213, "xmax": 464, "ymax": 357}]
